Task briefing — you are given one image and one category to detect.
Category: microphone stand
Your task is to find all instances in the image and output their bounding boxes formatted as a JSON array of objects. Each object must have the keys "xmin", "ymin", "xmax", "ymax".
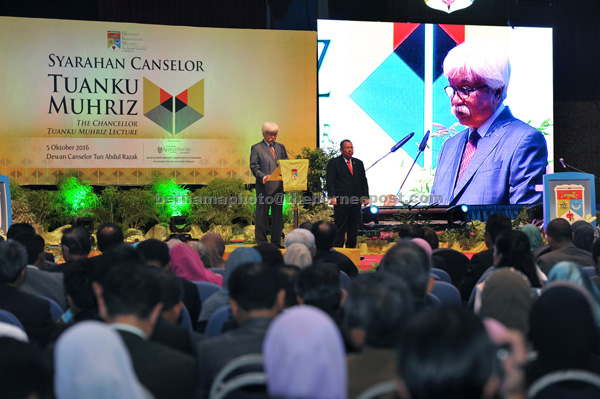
[
  {"xmin": 365, "ymin": 132, "xmax": 415, "ymax": 172},
  {"xmin": 396, "ymin": 150, "xmax": 425, "ymax": 197},
  {"xmin": 560, "ymin": 158, "xmax": 600, "ymax": 182}
]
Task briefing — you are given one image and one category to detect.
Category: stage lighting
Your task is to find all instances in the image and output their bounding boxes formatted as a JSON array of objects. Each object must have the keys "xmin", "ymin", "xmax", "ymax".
[
  {"xmin": 370, "ymin": 205, "xmax": 379, "ymax": 214},
  {"xmin": 461, "ymin": 204, "xmax": 469, "ymax": 213},
  {"xmin": 170, "ymin": 216, "xmax": 188, "ymax": 233},
  {"xmin": 361, "ymin": 206, "xmax": 379, "ymax": 225}
]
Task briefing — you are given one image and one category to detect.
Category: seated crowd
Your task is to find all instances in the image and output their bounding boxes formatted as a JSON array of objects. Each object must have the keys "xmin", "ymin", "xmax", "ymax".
[{"xmin": 1, "ymin": 216, "xmax": 600, "ymax": 399}]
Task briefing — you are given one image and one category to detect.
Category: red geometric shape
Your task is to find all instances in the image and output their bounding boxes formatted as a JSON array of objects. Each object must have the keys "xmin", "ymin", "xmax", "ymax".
[
  {"xmin": 393, "ymin": 23, "xmax": 421, "ymax": 51},
  {"xmin": 439, "ymin": 24, "xmax": 465, "ymax": 45},
  {"xmin": 176, "ymin": 90, "xmax": 188, "ymax": 105},
  {"xmin": 160, "ymin": 88, "xmax": 172, "ymax": 104}
]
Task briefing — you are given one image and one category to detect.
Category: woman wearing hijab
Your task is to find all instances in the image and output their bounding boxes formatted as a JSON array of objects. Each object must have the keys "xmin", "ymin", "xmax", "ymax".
[
  {"xmin": 54, "ymin": 321, "xmax": 153, "ymax": 399},
  {"xmin": 263, "ymin": 305, "xmax": 347, "ymax": 399},
  {"xmin": 199, "ymin": 232, "xmax": 227, "ymax": 268},
  {"xmin": 197, "ymin": 246, "xmax": 262, "ymax": 325},
  {"xmin": 169, "ymin": 243, "xmax": 223, "ymax": 285},
  {"xmin": 526, "ymin": 281, "xmax": 600, "ymax": 388},
  {"xmin": 521, "ymin": 224, "xmax": 544, "ymax": 252},
  {"xmin": 572, "ymin": 220, "xmax": 595, "ymax": 253}
]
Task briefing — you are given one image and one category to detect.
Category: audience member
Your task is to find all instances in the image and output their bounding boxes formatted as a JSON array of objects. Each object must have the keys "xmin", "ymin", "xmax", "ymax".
[
  {"xmin": 311, "ymin": 221, "xmax": 358, "ymax": 277},
  {"xmin": 94, "ymin": 264, "xmax": 197, "ymax": 399},
  {"xmin": 0, "ymin": 240, "xmax": 56, "ymax": 348},
  {"xmin": 422, "ymin": 226, "xmax": 440, "ymax": 250},
  {"xmin": 62, "ymin": 258, "xmax": 101, "ymax": 325},
  {"xmin": 6, "ymin": 222, "xmax": 35, "ymax": 240},
  {"xmin": 0, "ymin": 337, "xmax": 51, "ymax": 399},
  {"xmin": 54, "ymin": 321, "xmax": 151, "ymax": 399},
  {"xmin": 298, "ymin": 221, "xmax": 313, "ymax": 230},
  {"xmin": 199, "ymin": 232, "xmax": 226, "ymax": 268},
  {"xmin": 572, "ymin": 220, "xmax": 595, "ymax": 253},
  {"xmin": 537, "ymin": 218, "xmax": 595, "ymax": 275},
  {"xmin": 263, "ymin": 305, "xmax": 347, "ymax": 399},
  {"xmin": 284, "ymin": 228, "xmax": 316, "ymax": 255},
  {"xmin": 198, "ymin": 246, "xmax": 262, "ymax": 327},
  {"xmin": 137, "ymin": 239, "xmax": 202, "ymax": 326},
  {"xmin": 521, "ymin": 224, "xmax": 543, "ymax": 251},
  {"xmin": 396, "ymin": 307, "xmax": 502, "ymax": 399},
  {"xmin": 345, "ymin": 272, "xmax": 414, "ymax": 398},
  {"xmin": 187, "ymin": 240, "xmax": 212, "ymax": 269},
  {"xmin": 169, "ymin": 243, "xmax": 222, "ymax": 285},
  {"xmin": 47, "ymin": 225, "xmax": 92, "ymax": 273},
  {"xmin": 276, "ymin": 264, "xmax": 301, "ymax": 309},
  {"xmin": 283, "ymin": 243, "xmax": 312, "ymax": 268},
  {"xmin": 492, "ymin": 229, "xmax": 543, "ymax": 287},
  {"xmin": 254, "ymin": 242, "xmax": 284, "ymax": 267},
  {"xmin": 96, "ymin": 222, "xmax": 124, "ymax": 252},
  {"xmin": 195, "ymin": 262, "xmax": 284, "ymax": 399},
  {"xmin": 459, "ymin": 213, "xmax": 512, "ymax": 301}
]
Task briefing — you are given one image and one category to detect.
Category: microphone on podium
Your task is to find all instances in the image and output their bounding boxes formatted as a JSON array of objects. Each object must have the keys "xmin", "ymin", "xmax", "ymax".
[
  {"xmin": 365, "ymin": 132, "xmax": 415, "ymax": 171},
  {"xmin": 396, "ymin": 130, "xmax": 430, "ymax": 197}
]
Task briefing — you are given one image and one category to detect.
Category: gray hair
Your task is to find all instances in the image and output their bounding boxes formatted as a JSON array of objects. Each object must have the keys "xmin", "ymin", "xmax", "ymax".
[
  {"xmin": 284, "ymin": 228, "xmax": 316, "ymax": 255},
  {"xmin": 283, "ymin": 244, "xmax": 313, "ymax": 269},
  {"xmin": 0, "ymin": 240, "xmax": 28, "ymax": 283},
  {"xmin": 443, "ymin": 40, "xmax": 511, "ymax": 101}
]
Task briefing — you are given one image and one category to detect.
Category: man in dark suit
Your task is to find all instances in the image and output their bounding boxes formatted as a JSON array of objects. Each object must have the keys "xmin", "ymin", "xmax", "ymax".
[
  {"xmin": 250, "ymin": 122, "xmax": 289, "ymax": 247},
  {"xmin": 430, "ymin": 40, "xmax": 547, "ymax": 206},
  {"xmin": 326, "ymin": 140, "xmax": 369, "ymax": 248},
  {"xmin": 94, "ymin": 263, "xmax": 197, "ymax": 399},
  {"xmin": 537, "ymin": 218, "xmax": 595, "ymax": 275},
  {"xmin": 0, "ymin": 240, "xmax": 56, "ymax": 348}
]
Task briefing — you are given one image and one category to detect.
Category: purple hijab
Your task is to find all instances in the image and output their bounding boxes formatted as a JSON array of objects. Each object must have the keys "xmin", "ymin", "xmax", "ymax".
[{"xmin": 169, "ymin": 243, "xmax": 223, "ymax": 286}]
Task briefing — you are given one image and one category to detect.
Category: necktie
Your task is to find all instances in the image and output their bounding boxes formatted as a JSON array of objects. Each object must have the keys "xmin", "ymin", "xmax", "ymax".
[
  {"xmin": 270, "ymin": 145, "xmax": 276, "ymax": 160},
  {"xmin": 457, "ymin": 130, "xmax": 479, "ymax": 183},
  {"xmin": 347, "ymin": 159, "xmax": 353, "ymax": 175}
]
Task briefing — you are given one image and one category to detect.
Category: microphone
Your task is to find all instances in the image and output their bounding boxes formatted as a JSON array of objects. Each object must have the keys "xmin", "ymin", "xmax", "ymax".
[
  {"xmin": 418, "ymin": 130, "xmax": 430, "ymax": 152},
  {"xmin": 559, "ymin": 158, "xmax": 566, "ymax": 169},
  {"xmin": 391, "ymin": 132, "xmax": 415, "ymax": 153}
]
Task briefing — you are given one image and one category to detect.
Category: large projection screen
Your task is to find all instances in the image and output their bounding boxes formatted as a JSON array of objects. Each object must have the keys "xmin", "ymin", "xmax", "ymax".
[
  {"xmin": 317, "ymin": 21, "xmax": 553, "ymax": 205},
  {"xmin": 0, "ymin": 17, "xmax": 317, "ymax": 185}
]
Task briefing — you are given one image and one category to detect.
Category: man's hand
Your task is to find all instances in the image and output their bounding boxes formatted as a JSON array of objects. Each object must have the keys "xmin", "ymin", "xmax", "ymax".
[
  {"xmin": 262, "ymin": 175, "xmax": 271, "ymax": 184},
  {"xmin": 330, "ymin": 197, "xmax": 337, "ymax": 206},
  {"xmin": 362, "ymin": 197, "xmax": 369, "ymax": 206}
]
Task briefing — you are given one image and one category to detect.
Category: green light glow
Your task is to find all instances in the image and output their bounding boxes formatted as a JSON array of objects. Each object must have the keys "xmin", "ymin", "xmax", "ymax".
[
  {"xmin": 151, "ymin": 178, "xmax": 191, "ymax": 220},
  {"xmin": 58, "ymin": 177, "xmax": 98, "ymax": 217}
]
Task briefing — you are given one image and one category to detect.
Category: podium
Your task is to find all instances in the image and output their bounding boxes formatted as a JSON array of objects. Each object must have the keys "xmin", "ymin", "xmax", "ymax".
[
  {"xmin": 268, "ymin": 159, "xmax": 309, "ymax": 228},
  {"xmin": 543, "ymin": 172, "xmax": 596, "ymax": 228},
  {"xmin": 0, "ymin": 175, "xmax": 12, "ymax": 235}
]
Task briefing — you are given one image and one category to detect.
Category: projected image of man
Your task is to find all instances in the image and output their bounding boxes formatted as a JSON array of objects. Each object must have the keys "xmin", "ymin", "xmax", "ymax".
[
  {"xmin": 250, "ymin": 122, "xmax": 289, "ymax": 247},
  {"xmin": 430, "ymin": 41, "xmax": 548, "ymax": 206}
]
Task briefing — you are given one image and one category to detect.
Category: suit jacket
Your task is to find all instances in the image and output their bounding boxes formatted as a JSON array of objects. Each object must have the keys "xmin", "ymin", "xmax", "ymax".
[
  {"xmin": 20, "ymin": 266, "xmax": 67, "ymax": 310},
  {"xmin": 458, "ymin": 248, "xmax": 494, "ymax": 302},
  {"xmin": 195, "ymin": 316, "xmax": 273, "ymax": 399},
  {"xmin": 0, "ymin": 284, "xmax": 56, "ymax": 348},
  {"xmin": 346, "ymin": 346, "xmax": 396, "ymax": 399},
  {"xmin": 117, "ymin": 329, "xmax": 197, "ymax": 399},
  {"xmin": 314, "ymin": 249, "xmax": 358, "ymax": 277},
  {"xmin": 431, "ymin": 107, "xmax": 547, "ymax": 205},
  {"xmin": 250, "ymin": 140, "xmax": 288, "ymax": 196},
  {"xmin": 326, "ymin": 155, "xmax": 369, "ymax": 205},
  {"xmin": 537, "ymin": 242, "xmax": 595, "ymax": 275}
]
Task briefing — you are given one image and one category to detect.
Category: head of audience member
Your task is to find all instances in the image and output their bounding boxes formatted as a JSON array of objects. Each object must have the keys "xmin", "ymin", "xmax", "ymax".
[
  {"xmin": 6, "ymin": 223, "xmax": 35, "ymax": 240},
  {"xmin": 12, "ymin": 232, "xmax": 45, "ymax": 268},
  {"xmin": 396, "ymin": 307, "xmax": 500, "ymax": 399},
  {"xmin": 254, "ymin": 243, "xmax": 284, "ymax": 267},
  {"xmin": 169, "ymin": 243, "xmax": 222, "ymax": 285},
  {"xmin": 284, "ymin": 228, "xmax": 316, "ymax": 256},
  {"xmin": 295, "ymin": 264, "xmax": 345, "ymax": 320},
  {"xmin": 60, "ymin": 225, "xmax": 92, "ymax": 262},
  {"xmin": 478, "ymin": 268, "xmax": 533, "ymax": 337},
  {"xmin": 276, "ymin": 265, "xmax": 301, "ymax": 309},
  {"xmin": 148, "ymin": 267, "xmax": 184, "ymax": 325},
  {"xmin": 263, "ymin": 305, "xmax": 347, "ymax": 399},
  {"xmin": 136, "ymin": 238, "xmax": 170, "ymax": 269},
  {"xmin": 199, "ymin": 232, "xmax": 226, "ymax": 268},
  {"xmin": 0, "ymin": 337, "xmax": 51, "ymax": 399},
  {"xmin": 493, "ymin": 229, "xmax": 541, "ymax": 288},
  {"xmin": 572, "ymin": 220, "xmax": 595, "ymax": 253},
  {"xmin": 422, "ymin": 227, "xmax": 440, "ymax": 250},
  {"xmin": 228, "ymin": 262, "xmax": 284, "ymax": 325},
  {"xmin": 483, "ymin": 213, "xmax": 512, "ymax": 249},
  {"xmin": 92, "ymin": 243, "xmax": 143, "ymax": 286},
  {"xmin": 54, "ymin": 321, "xmax": 148, "ymax": 399},
  {"xmin": 64, "ymin": 258, "xmax": 99, "ymax": 320},
  {"xmin": 96, "ymin": 222, "xmax": 124, "ymax": 252},
  {"xmin": 546, "ymin": 261, "xmax": 600, "ymax": 325},
  {"xmin": 311, "ymin": 221, "xmax": 337, "ymax": 251},
  {"xmin": 94, "ymin": 264, "xmax": 163, "ymax": 337},
  {"xmin": 528, "ymin": 282, "xmax": 600, "ymax": 385},
  {"xmin": 443, "ymin": 40, "xmax": 510, "ymax": 129},
  {"xmin": 520, "ymin": 224, "xmax": 544, "ymax": 251},
  {"xmin": 221, "ymin": 246, "xmax": 261, "ymax": 290},
  {"xmin": 345, "ymin": 272, "xmax": 414, "ymax": 349},
  {"xmin": 411, "ymin": 237, "xmax": 433, "ymax": 258},
  {"xmin": 187, "ymin": 240, "xmax": 211, "ymax": 268},
  {"xmin": 0, "ymin": 240, "xmax": 28, "ymax": 287},
  {"xmin": 283, "ymin": 243, "xmax": 312, "ymax": 269},
  {"xmin": 379, "ymin": 240, "xmax": 432, "ymax": 306},
  {"xmin": 298, "ymin": 221, "xmax": 313, "ymax": 230},
  {"xmin": 545, "ymin": 218, "xmax": 573, "ymax": 250}
]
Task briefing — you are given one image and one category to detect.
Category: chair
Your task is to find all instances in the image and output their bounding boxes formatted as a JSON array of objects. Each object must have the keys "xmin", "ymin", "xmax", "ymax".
[
  {"xmin": 193, "ymin": 281, "xmax": 222, "ymax": 303},
  {"xmin": 356, "ymin": 380, "xmax": 397, "ymax": 399},
  {"xmin": 178, "ymin": 304, "xmax": 193, "ymax": 331},
  {"xmin": 0, "ymin": 309, "xmax": 25, "ymax": 331},
  {"xmin": 209, "ymin": 267, "xmax": 226, "ymax": 276},
  {"xmin": 431, "ymin": 248, "xmax": 470, "ymax": 287},
  {"xmin": 527, "ymin": 369, "xmax": 600, "ymax": 399},
  {"xmin": 339, "ymin": 270, "xmax": 350, "ymax": 290},
  {"xmin": 211, "ymin": 373, "xmax": 268, "ymax": 399},
  {"xmin": 39, "ymin": 295, "xmax": 64, "ymax": 323},
  {"xmin": 431, "ymin": 268, "xmax": 452, "ymax": 284},
  {"xmin": 431, "ymin": 281, "xmax": 462, "ymax": 307},
  {"xmin": 205, "ymin": 305, "xmax": 231, "ymax": 337},
  {"xmin": 209, "ymin": 354, "xmax": 265, "ymax": 399},
  {"xmin": 582, "ymin": 266, "xmax": 596, "ymax": 278}
]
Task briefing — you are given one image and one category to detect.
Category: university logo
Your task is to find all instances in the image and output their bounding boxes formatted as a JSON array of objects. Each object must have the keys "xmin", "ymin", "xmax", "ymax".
[
  {"xmin": 555, "ymin": 184, "xmax": 585, "ymax": 222},
  {"xmin": 108, "ymin": 31, "xmax": 121, "ymax": 51},
  {"xmin": 143, "ymin": 78, "xmax": 205, "ymax": 135},
  {"xmin": 291, "ymin": 169, "xmax": 298, "ymax": 180},
  {"xmin": 157, "ymin": 147, "xmax": 163, "ymax": 154}
]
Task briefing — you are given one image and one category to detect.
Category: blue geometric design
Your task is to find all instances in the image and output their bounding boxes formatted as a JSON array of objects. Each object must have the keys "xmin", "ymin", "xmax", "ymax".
[{"xmin": 350, "ymin": 52, "xmax": 424, "ymax": 166}]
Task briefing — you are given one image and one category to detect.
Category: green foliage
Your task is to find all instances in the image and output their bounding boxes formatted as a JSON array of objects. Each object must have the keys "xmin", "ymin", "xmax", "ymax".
[
  {"xmin": 438, "ymin": 220, "xmax": 486, "ymax": 250},
  {"xmin": 55, "ymin": 176, "xmax": 100, "ymax": 221},
  {"xmin": 298, "ymin": 146, "xmax": 338, "ymax": 197},
  {"xmin": 118, "ymin": 188, "xmax": 158, "ymax": 230},
  {"xmin": 94, "ymin": 186, "xmax": 121, "ymax": 225},
  {"xmin": 149, "ymin": 172, "xmax": 192, "ymax": 222}
]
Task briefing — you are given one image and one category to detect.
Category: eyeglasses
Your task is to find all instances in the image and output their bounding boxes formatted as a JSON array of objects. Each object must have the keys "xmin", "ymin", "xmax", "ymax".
[
  {"xmin": 444, "ymin": 85, "xmax": 488, "ymax": 100},
  {"xmin": 264, "ymin": 132, "xmax": 278, "ymax": 137}
]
